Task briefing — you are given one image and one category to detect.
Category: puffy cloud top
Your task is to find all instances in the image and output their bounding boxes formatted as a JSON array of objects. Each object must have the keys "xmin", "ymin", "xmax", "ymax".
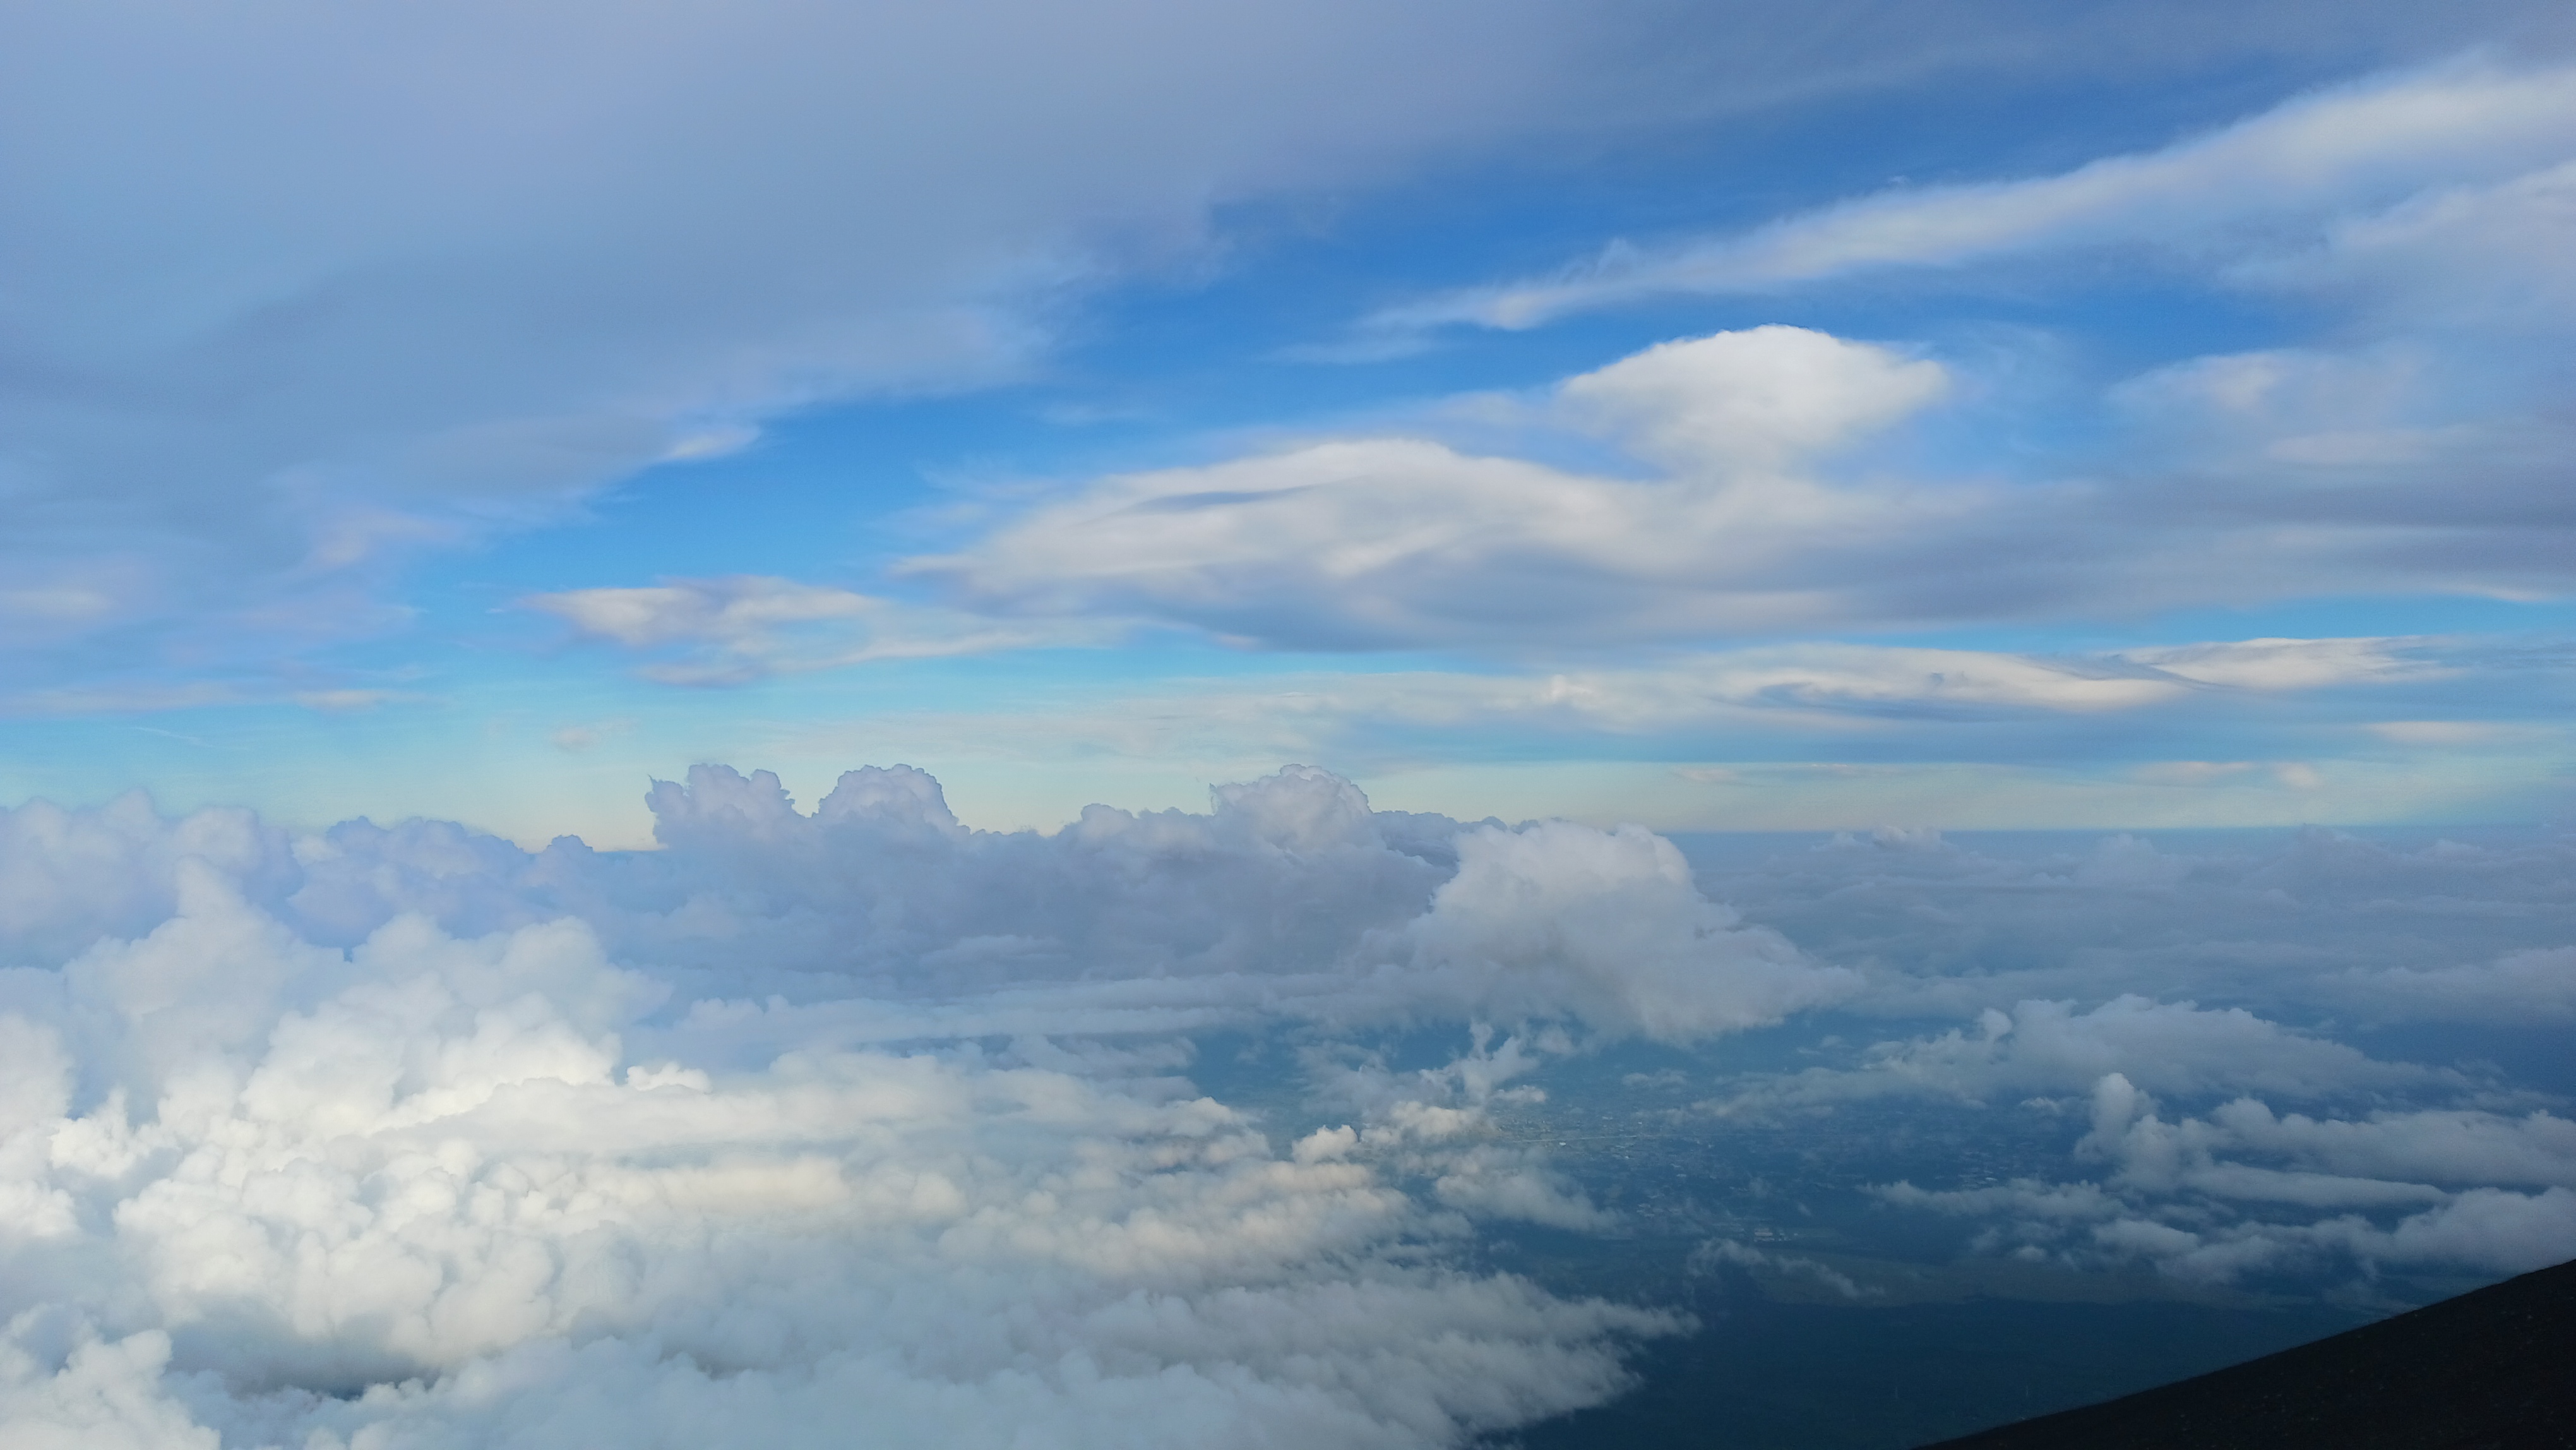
[{"xmin": 0, "ymin": 764, "xmax": 1866, "ymax": 1446}]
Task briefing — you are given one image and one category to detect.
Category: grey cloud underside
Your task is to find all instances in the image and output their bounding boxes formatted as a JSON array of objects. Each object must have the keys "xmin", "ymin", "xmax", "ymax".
[{"xmin": 4, "ymin": 766, "xmax": 2574, "ymax": 1444}]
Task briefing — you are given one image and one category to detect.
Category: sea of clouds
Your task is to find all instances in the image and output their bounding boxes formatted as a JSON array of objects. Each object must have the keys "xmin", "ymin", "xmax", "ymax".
[
  {"xmin": 0, "ymin": 766, "xmax": 1836, "ymax": 1448},
  {"xmin": 3, "ymin": 767, "xmax": 2572, "ymax": 1447}
]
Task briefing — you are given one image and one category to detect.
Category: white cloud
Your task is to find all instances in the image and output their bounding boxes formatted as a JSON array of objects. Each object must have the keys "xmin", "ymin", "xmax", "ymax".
[
  {"xmin": 21, "ymin": 0, "xmax": 2483, "ymax": 692},
  {"xmin": 4, "ymin": 767, "xmax": 1788, "ymax": 1446},
  {"xmin": 1878, "ymin": 1072, "xmax": 2576, "ymax": 1283},
  {"xmin": 1239, "ymin": 59, "xmax": 2576, "ymax": 636},
  {"xmin": 0, "ymin": 793, "xmax": 299, "ymax": 969},
  {"xmin": 8, "ymin": 28, "xmax": 2568, "ymax": 702},
  {"xmin": 531, "ymin": 579, "xmax": 880, "ymax": 649},
  {"xmin": 909, "ymin": 327, "xmax": 2570, "ymax": 649},
  {"xmin": 1376, "ymin": 58, "xmax": 2576, "ymax": 329},
  {"xmin": 2116, "ymin": 636, "xmax": 2436, "ymax": 690},
  {"xmin": 2, "ymin": 924, "xmax": 1673, "ymax": 1443},
  {"xmin": 1716, "ymin": 996, "xmax": 2440, "ymax": 1115},
  {"xmin": 7, "ymin": 761, "xmax": 2576, "ymax": 1434},
  {"xmin": 1389, "ymin": 821, "xmax": 1859, "ymax": 1041},
  {"xmin": 2327, "ymin": 945, "xmax": 2576, "ymax": 1025},
  {"xmin": 0, "ymin": 0, "xmax": 1683, "ymax": 689},
  {"xmin": 1690, "ymin": 1238, "xmax": 1873, "ymax": 1300},
  {"xmin": 1656, "ymin": 813, "xmax": 2576, "ymax": 1029},
  {"xmin": 1554, "ymin": 326, "xmax": 1949, "ymax": 472},
  {"xmin": 913, "ymin": 327, "xmax": 1996, "ymax": 647},
  {"xmin": 526, "ymin": 577, "xmax": 1099, "ymax": 683},
  {"xmin": 2190, "ymin": 1096, "xmax": 2576, "ymax": 1189}
]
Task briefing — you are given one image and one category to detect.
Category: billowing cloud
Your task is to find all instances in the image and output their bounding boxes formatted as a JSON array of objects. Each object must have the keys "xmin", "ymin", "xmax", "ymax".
[
  {"xmin": 1625, "ymin": 820, "xmax": 2576, "ymax": 1292},
  {"xmin": 1554, "ymin": 327, "xmax": 1948, "ymax": 472},
  {"xmin": 1393, "ymin": 822, "xmax": 1858, "ymax": 1041},
  {"xmin": 4, "ymin": 894, "xmax": 1672, "ymax": 1446},
  {"xmin": 0, "ymin": 764, "xmax": 1899, "ymax": 1444},
  {"xmin": 5, "ymin": 762, "xmax": 2575, "ymax": 1437}
]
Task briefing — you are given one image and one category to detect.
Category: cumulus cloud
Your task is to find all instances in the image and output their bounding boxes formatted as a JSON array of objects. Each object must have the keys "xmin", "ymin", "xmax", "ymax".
[
  {"xmin": 1586, "ymin": 820, "xmax": 2576, "ymax": 1292},
  {"xmin": 2, "ymin": 902, "xmax": 1672, "ymax": 1446},
  {"xmin": 0, "ymin": 764, "xmax": 1916, "ymax": 1445},
  {"xmin": 1876, "ymin": 1072, "xmax": 2576, "ymax": 1283},
  {"xmin": 1712, "ymin": 996, "xmax": 2443, "ymax": 1116},
  {"xmin": 8, "ymin": 764, "xmax": 2576, "ymax": 1434},
  {"xmin": 1554, "ymin": 327, "xmax": 1949, "ymax": 472},
  {"xmin": 1392, "ymin": 822, "xmax": 1858, "ymax": 1041}
]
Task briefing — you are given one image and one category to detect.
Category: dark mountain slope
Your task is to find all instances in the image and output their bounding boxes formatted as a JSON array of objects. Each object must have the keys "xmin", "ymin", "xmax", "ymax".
[{"xmin": 1921, "ymin": 1257, "xmax": 2576, "ymax": 1450}]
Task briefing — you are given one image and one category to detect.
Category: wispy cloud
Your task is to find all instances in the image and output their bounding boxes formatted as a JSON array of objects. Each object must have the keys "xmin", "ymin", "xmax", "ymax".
[
  {"xmin": 1364, "ymin": 58, "xmax": 2576, "ymax": 332},
  {"xmin": 525, "ymin": 576, "xmax": 1106, "ymax": 683}
]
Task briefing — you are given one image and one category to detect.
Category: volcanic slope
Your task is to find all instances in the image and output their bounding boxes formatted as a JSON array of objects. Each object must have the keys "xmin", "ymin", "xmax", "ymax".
[{"xmin": 1921, "ymin": 1257, "xmax": 2576, "ymax": 1449}]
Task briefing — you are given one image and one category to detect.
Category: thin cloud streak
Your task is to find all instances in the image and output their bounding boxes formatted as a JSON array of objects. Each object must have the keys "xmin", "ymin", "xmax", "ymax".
[{"xmin": 1367, "ymin": 57, "xmax": 2576, "ymax": 330}]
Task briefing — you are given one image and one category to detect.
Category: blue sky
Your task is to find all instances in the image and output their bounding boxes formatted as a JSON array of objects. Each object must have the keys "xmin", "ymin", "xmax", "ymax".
[
  {"xmin": 5, "ymin": 0, "xmax": 2574, "ymax": 844},
  {"xmin": 9, "ymin": 13, "xmax": 2576, "ymax": 1444}
]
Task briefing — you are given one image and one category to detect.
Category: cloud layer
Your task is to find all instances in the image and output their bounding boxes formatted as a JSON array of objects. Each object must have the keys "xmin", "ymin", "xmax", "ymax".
[
  {"xmin": 0, "ymin": 765, "xmax": 1871, "ymax": 1446},
  {"xmin": 4, "ymin": 767, "xmax": 2573, "ymax": 1442}
]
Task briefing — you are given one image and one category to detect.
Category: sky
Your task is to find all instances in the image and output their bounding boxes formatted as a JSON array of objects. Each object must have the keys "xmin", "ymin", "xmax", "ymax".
[
  {"xmin": 4, "ymin": 4, "xmax": 2576, "ymax": 1449},
  {"xmin": 5, "ymin": 0, "xmax": 2575, "ymax": 844}
]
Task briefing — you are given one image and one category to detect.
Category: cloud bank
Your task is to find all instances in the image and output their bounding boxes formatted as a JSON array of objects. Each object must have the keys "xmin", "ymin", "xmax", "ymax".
[
  {"xmin": 4, "ymin": 767, "xmax": 2575, "ymax": 1442},
  {"xmin": 1657, "ymin": 824, "xmax": 2576, "ymax": 1287},
  {"xmin": 0, "ymin": 765, "xmax": 1869, "ymax": 1447}
]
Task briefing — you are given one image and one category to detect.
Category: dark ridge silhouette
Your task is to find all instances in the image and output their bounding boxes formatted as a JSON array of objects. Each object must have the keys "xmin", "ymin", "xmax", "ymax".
[{"xmin": 1919, "ymin": 1257, "xmax": 2576, "ymax": 1449}]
